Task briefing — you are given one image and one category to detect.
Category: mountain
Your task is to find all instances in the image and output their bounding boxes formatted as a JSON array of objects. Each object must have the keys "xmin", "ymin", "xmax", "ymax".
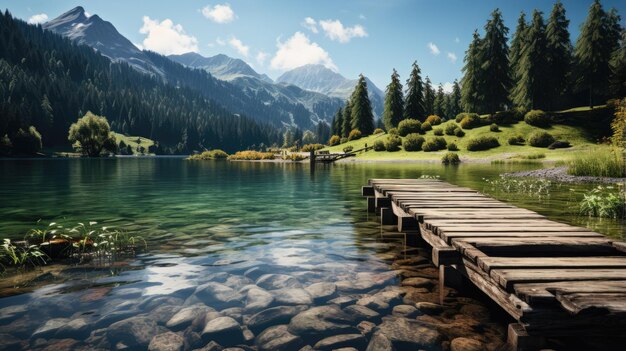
[
  {"xmin": 42, "ymin": 6, "xmax": 162, "ymax": 76},
  {"xmin": 168, "ymin": 53, "xmax": 344, "ymax": 127},
  {"xmin": 0, "ymin": 11, "xmax": 280, "ymax": 153},
  {"xmin": 43, "ymin": 7, "xmax": 341, "ymax": 130},
  {"xmin": 169, "ymin": 52, "xmax": 272, "ymax": 83},
  {"xmin": 276, "ymin": 64, "xmax": 384, "ymax": 118}
]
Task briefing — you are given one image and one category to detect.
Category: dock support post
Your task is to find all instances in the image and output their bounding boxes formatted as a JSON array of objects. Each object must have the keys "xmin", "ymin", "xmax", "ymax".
[
  {"xmin": 439, "ymin": 265, "xmax": 446, "ymax": 305},
  {"xmin": 375, "ymin": 197, "xmax": 391, "ymax": 215},
  {"xmin": 380, "ymin": 207, "xmax": 397, "ymax": 225},
  {"xmin": 367, "ymin": 197, "xmax": 376, "ymax": 212},
  {"xmin": 507, "ymin": 324, "xmax": 546, "ymax": 351}
]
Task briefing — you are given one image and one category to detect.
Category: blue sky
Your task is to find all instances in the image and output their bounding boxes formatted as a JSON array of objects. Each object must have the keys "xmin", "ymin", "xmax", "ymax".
[{"xmin": 5, "ymin": 0, "xmax": 626, "ymax": 91}]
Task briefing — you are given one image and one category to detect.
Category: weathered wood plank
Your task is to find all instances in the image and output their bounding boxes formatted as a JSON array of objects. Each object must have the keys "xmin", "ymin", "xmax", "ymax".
[
  {"xmin": 492, "ymin": 268, "xmax": 626, "ymax": 291},
  {"xmin": 479, "ymin": 257, "xmax": 626, "ymax": 273},
  {"xmin": 514, "ymin": 280, "xmax": 626, "ymax": 305},
  {"xmin": 440, "ymin": 231, "xmax": 604, "ymax": 244},
  {"xmin": 557, "ymin": 293, "xmax": 626, "ymax": 315},
  {"xmin": 454, "ymin": 237, "xmax": 617, "ymax": 257}
]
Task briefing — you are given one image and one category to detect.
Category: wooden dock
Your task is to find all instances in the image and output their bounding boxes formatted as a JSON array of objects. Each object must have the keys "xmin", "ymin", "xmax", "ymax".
[{"xmin": 362, "ymin": 178, "xmax": 626, "ymax": 350}]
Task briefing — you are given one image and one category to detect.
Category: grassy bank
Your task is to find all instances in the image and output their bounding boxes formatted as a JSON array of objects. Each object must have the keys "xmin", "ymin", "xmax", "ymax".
[
  {"xmin": 112, "ymin": 132, "xmax": 155, "ymax": 155},
  {"xmin": 323, "ymin": 121, "xmax": 610, "ymax": 162}
]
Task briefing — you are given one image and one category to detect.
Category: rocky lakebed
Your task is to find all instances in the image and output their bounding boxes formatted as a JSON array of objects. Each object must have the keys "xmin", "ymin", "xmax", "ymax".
[{"xmin": 0, "ymin": 239, "xmax": 508, "ymax": 351}]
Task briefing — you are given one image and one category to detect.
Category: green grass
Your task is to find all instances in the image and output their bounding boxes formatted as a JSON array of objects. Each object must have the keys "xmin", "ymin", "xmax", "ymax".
[
  {"xmin": 113, "ymin": 132, "xmax": 155, "ymax": 155},
  {"xmin": 568, "ymin": 149, "xmax": 625, "ymax": 178},
  {"xmin": 324, "ymin": 120, "xmax": 611, "ymax": 162}
]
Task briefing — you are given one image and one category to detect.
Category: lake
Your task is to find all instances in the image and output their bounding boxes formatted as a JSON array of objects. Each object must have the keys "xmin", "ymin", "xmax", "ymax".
[{"xmin": 0, "ymin": 158, "xmax": 623, "ymax": 350}]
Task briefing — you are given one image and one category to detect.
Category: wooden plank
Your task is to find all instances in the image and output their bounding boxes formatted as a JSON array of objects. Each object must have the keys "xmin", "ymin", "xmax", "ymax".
[
  {"xmin": 402, "ymin": 203, "xmax": 516, "ymax": 209},
  {"xmin": 433, "ymin": 225, "xmax": 592, "ymax": 233},
  {"xmin": 492, "ymin": 268, "xmax": 626, "ymax": 291},
  {"xmin": 454, "ymin": 237, "xmax": 617, "ymax": 257},
  {"xmin": 479, "ymin": 257, "xmax": 626, "ymax": 273},
  {"xmin": 440, "ymin": 231, "xmax": 604, "ymax": 244},
  {"xmin": 414, "ymin": 226, "xmax": 459, "ymax": 266},
  {"xmin": 514, "ymin": 280, "xmax": 626, "ymax": 304},
  {"xmin": 557, "ymin": 293, "xmax": 626, "ymax": 315}
]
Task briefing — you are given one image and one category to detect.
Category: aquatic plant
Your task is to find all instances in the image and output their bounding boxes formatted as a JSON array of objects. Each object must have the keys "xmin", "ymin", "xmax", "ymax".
[
  {"xmin": 281, "ymin": 153, "xmax": 306, "ymax": 162},
  {"xmin": 579, "ymin": 185, "xmax": 625, "ymax": 219},
  {"xmin": 483, "ymin": 175, "xmax": 554, "ymax": 197},
  {"xmin": 568, "ymin": 149, "xmax": 625, "ymax": 178},
  {"xmin": 1, "ymin": 239, "xmax": 48, "ymax": 272}
]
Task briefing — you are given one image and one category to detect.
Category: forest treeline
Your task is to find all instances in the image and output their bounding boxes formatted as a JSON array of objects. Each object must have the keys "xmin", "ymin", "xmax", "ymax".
[{"xmin": 0, "ymin": 11, "xmax": 282, "ymax": 154}]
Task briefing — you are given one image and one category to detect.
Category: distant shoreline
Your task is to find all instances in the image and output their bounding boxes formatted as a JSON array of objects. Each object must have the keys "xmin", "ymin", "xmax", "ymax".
[{"xmin": 505, "ymin": 166, "xmax": 626, "ymax": 184}]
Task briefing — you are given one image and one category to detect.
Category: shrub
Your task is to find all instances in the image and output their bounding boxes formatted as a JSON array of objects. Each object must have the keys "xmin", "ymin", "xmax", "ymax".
[
  {"xmin": 508, "ymin": 135, "xmax": 525, "ymax": 145},
  {"xmin": 343, "ymin": 146, "xmax": 354, "ymax": 153},
  {"xmin": 528, "ymin": 131, "xmax": 555, "ymax": 147},
  {"xmin": 301, "ymin": 143, "xmax": 325, "ymax": 152},
  {"xmin": 188, "ymin": 149, "xmax": 229, "ymax": 160},
  {"xmin": 433, "ymin": 128, "xmax": 444, "ymax": 136},
  {"xmin": 12, "ymin": 126, "xmax": 43, "ymax": 155},
  {"xmin": 442, "ymin": 152, "xmax": 460, "ymax": 164},
  {"xmin": 454, "ymin": 128, "xmax": 465, "ymax": 137},
  {"xmin": 548, "ymin": 141, "xmax": 571, "ymax": 149},
  {"xmin": 282, "ymin": 153, "xmax": 306, "ymax": 161},
  {"xmin": 340, "ymin": 137, "xmax": 348, "ymax": 144},
  {"xmin": 456, "ymin": 112, "xmax": 479, "ymax": 123},
  {"xmin": 228, "ymin": 151, "xmax": 275, "ymax": 160},
  {"xmin": 422, "ymin": 137, "xmax": 447, "ymax": 152},
  {"xmin": 425, "ymin": 115, "xmax": 442, "ymax": 125},
  {"xmin": 489, "ymin": 110, "xmax": 518, "ymax": 125},
  {"xmin": 447, "ymin": 142, "xmax": 459, "ymax": 151},
  {"xmin": 460, "ymin": 114, "xmax": 482, "ymax": 129},
  {"xmin": 348, "ymin": 129, "xmax": 362, "ymax": 141},
  {"xmin": 388, "ymin": 128, "xmax": 399, "ymax": 136},
  {"xmin": 421, "ymin": 122, "xmax": 432, "ymax": 132},
  {"xmin": 373, "ymin": 128, "xmax": 385, "ymax": 135},
  {"xmin": 398, "ymin": 119, "xmax": 422, "ymax": 136},
  {"xmin": 328, "ymin": 135, "xmax": 341, "ymax": 146},
  {"xmin": 511, "ymin": 107, "xmax": 528, "ymax": 121},
  {"xmin": 490, "ymin": 123, "xmax": 500, "ymax": 132},
  {"xmin": 403, "ymin": 134, "xmax": 425, "ymax": 151},
  {"xmin": 385, "ymin": 135, "xmax": 402, "ymax": 151},
  {"xmin": 444, "ymin": 123, "xmax": 458, "ymax": 135},
  {"xmin": 568, "ymin": 149, "xmax": 625, "ymax": 178},
  {"xmin": 524, "ymin": 110, "xmax": 551, "ymax": 127},
  {"xmin": 0, "ymin": 134, "xmax": 11, "ymax": 156},
  {"xmin": 373, "ymin": 140, "xmax": 386, "ymax": 151},
  {"xmin": 466, "ymin": 136, "xmax": 500, "ymax": 151}
]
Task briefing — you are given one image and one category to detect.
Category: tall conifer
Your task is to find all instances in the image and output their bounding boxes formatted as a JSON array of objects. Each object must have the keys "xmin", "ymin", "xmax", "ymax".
[
  {"xmin": 424, "ymin": 77, "xmax": 435, "ymax": 116},
  {"xmin": 404, "ymin": 61, "xmax": 425, "ymax": 120},
  {"xmin": 513, "ymin": 10, "xmax": 549, "ymax": 109},
  {"xmin": 545, "ymin": 1, "xmax": 572, "ymax": 109},
  {"xmin": 461, "ymin": 31, "xmax": 484, "ymax": 113},
  {"xmin": 479, "ymin": 8, "xmax": 510, "ymax": 113},
  {"xmin": 383, "ymin": 69, "xmax": 404, "ymax": 130},
  {"xmin": 350, "ymin": 75, "xmax": 375, "ymax": 135}
]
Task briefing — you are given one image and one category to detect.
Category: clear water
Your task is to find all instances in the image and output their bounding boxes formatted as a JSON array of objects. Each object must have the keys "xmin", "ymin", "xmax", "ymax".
[{"xmin": 0, "ymin": 158, "xmax": 623, "ymax": 349}]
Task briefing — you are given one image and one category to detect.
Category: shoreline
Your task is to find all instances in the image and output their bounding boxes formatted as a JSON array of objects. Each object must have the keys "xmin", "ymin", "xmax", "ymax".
[{"xmin": 505, "ymin": 166, "xmax": 626, "ymax": 184}]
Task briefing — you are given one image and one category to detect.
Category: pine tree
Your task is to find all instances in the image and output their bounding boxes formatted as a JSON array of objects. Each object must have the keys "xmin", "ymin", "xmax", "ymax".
[
  {"xmin": 512, "ymin": 10, "xmax": 549, "ymax": 110},
  {"xmin": 509, "ymin": 12, "xmax": 528, "ymax": 101},
  {"xmin": 331, "ymin": 108, "xmax": 343, "ymax": 136},
  {"xmin": 404, "ymin": 61, "xmax": 425, "ymax": 121},
  {"xmin": 461, "ymin": 31, "xmax": 484, "ymax": 113},
  {"xmin": 610, "ymin": 31, "xmax": 626, "ymax": 97},
  {"xmin": 350, "ymin": 74, "xmax": 375, "ymax": 135},
  {"xmin": 424, "ymin": 77, "xmax": 435, "ymax": 116},
  {"xmin": 479, "ymin": 8, "xmax": 510, "ymax": 113},
  {"xmin": 574, "ymin": 0, "xmax": 617, "ymax": 107},
  {"xmin": 433, "ymin": 84, "xmax": 446, "ymax": 117},
  {"xmin": 342, "ymin": 101, "xmax": 352, "ymax": 137},
  {"xmin": 383, "ymin": 69, "xmax": 404, "ymax": 130},
  {"xmin": 450, "ymin": 80, "xmax": 462, "ymax": 117},
  {"xmin": 545, "ymin": 1, "xmax": 572, "ymax": 109}
]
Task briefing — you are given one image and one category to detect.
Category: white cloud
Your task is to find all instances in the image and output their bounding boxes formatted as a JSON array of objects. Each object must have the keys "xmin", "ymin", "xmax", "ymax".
[
  {"xmin": 256, "ymin": 51, "xmax": 268, "ymax": 65},
  {"xmin": 359, "ymin": 14, "xmax": 367, "ymax": 20},
  {"xmin": 270, "ymin": 32, "xmax": 337, "ymax": 71},
  {"xmin": 133, "ymin": 42, "xmax": 144, "ymax": 50},
  {"xmin": 319, "ymin": 19, "xmax": 367, "ymax": 43},
  {"xmin": 428, "ymin": 42, "xmax": 440, "ymax": 55},
  {"xmin": 447, "ymin": 52, "xmax": 457, "ymax": 63},
  {"xmin": 216, "ymin": 37, "xmax": 226, "ymax": 46},
  {"xmin": 27, "ymin": 13, "xmax": 48, "ymax": 24},
  {"xmin": 301, "ymin": 17, "xmax": 318, "ymax": 33},
  {"xmin": 455, "ymin": 37, "xmax": 460, "ymax": 43},
  {"xmin": 139, "ymin": 16, "xmax": 199, "ymax": 55},
  {"xmin": 229, "ymin": 36, "xmax": 249, "ymax": 56},
  {"xmin": 442, "ymin": 82, "xmax": 454, "ymax": 94},
  {"xmin": 201, "ymin": 4, "xmax": 235, "ymax": 23}
]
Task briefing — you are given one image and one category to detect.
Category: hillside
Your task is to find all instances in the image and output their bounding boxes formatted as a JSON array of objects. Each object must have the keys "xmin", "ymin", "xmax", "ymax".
[{"xmin": 324, "ymin": 117, "xmax": 610, "ymax": 162}]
